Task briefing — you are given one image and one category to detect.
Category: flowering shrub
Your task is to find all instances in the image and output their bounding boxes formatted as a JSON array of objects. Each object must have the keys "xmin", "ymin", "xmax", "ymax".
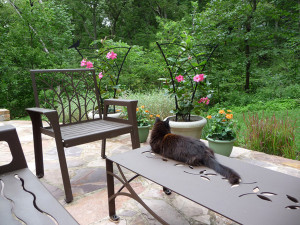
[
  {"xmin": 157, "ymin": 35, "xmax": 217, "ymax": 121},
  {"xmin": 206, "ymin": 109, "xmax": 236, "ymax": 141},
  {"xmin": 79, "ymin": 41, "xmax": 131, "ymax": 114}
]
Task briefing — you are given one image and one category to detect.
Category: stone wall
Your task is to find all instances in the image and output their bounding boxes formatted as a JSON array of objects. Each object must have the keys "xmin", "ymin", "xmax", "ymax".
[{"xmin": 0, "ymin": 109, "xmax": 10, "ymax": 121}]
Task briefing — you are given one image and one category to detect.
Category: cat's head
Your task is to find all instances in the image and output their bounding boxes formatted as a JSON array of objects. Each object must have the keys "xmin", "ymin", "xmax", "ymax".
[{"xmin": 154, "ymin": 117, "xmax": 171, "ymax": 133}]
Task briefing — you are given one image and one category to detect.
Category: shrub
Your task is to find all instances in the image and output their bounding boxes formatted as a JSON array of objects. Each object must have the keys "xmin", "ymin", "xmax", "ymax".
[
  {"xmin": 243, "ymin": 112, "xmax": 298, "ymax": 160},
  {"xmin": 231, "ymin": 99, "xmax": 298, "ymax": 113},
  {"xmin": 122, "ymin": 90, "xmax": 174, "ymax": 120}
]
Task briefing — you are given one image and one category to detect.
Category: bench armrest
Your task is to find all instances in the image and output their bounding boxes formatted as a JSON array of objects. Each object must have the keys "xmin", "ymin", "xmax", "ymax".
[
  {"xmin": 26, "ymin": 107, "xmax": 62, "ymax": 140},
  {"xmin": 103, "ymin": 99, "xmax": 138, "ymax": 127},
  {"xmin": 26, "ymin": 107, "xmax": 57, "ymax": 114}
]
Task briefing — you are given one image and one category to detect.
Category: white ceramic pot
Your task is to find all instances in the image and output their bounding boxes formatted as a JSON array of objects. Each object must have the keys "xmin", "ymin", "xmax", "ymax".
[
  {"xmin": 88, "ymin": 111, "xmax": 121, "ymax": 119},
  {"xmin": 166, "ymin": 115, "xmax": 207, "ymax": 139}
]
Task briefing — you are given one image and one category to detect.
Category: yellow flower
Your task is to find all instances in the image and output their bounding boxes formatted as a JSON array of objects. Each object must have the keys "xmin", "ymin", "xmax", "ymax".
[
  {"xmin": 227, "ymin": 109, "xmax": 232, "ymax": 113},
  {"xmin": 219, "ymin": 109, "xmax": 225, "ymax": 114},
  {"xmin": 136, "ymin": 108, "xmax": 139, "ymax": 111},
  {"xmin": 141, "ymin": 105, "xmax": 145, "ymax": 109},
  {"xmin": 226, "ymin": 114, "xmax": 233, "ymax": 119},
  {"xmin": 150, "ymin": 115, "xmax": 153, "ymax": 118},
  {"xmin": 206, "ymin": 115, "xmax": 212, "ymax": 119},
  {"xmin": 156, "ymin": 114, "xmax": 160, "ymax": 118}
]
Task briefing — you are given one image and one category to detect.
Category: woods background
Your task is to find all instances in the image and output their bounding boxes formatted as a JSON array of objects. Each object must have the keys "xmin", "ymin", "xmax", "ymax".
[{"xmin": 0, "ymin": 0, "xmax": 299, "ymax": 118}]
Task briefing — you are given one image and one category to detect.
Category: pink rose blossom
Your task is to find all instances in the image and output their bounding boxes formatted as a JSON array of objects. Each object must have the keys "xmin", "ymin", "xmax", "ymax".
[
  {"xmin": 98, "ymin": 72, "xmax": 103, "ymax": 79},
  {"xmin": 106, "ymin": 51, "xmax": 117, "ymax": 60},
  {"xmin": 198, "ymin": 97, "xmax": 210, "ymax": 105},
  {"xmin": 80, "ymin": 59, "xmax": 87, "ymax": 67},
  {"xmin": 193, "ymin": 74, "xmax": 205, "ymax": 82},
  {"xmin": 86, "ymin": 61, "xmax": 93, "ymax": 68},
  {"xmin": 175, "ymin": 75, "xmax": 184, "ymax": 82}
]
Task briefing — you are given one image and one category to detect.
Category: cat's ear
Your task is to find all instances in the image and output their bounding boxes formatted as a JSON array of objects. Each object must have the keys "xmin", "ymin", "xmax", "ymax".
[
  {"xmin": 165, "ymin": 118, "xmax": 170, "ymax": 125},
  {"xmin": 155, "ymin": 117, "xmax": 161, "ymax": 124}
]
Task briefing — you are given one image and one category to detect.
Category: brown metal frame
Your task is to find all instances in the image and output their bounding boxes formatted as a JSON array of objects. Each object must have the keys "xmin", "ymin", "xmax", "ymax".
[
  {"xmin": 0, "ymin": 125, "xmax": 79, "ymax": 225},
  {"xmin": 26, "ymin": 68, "xmax": 140, "ymax": 203},
  {"xmin": 106, "ymin": 146, "xmax": 300, "ymax": 225}
]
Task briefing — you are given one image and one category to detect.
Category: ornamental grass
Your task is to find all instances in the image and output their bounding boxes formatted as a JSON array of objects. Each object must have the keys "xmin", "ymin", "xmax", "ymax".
[{"xmin": 243, "ymin": 112, "xmax": 297, "ymax": 160}]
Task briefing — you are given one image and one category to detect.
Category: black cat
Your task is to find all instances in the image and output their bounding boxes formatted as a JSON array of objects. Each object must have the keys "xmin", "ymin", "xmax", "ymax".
[{"xmin": 150, "ymin": 117, "xmax": 241, "ymax": 185}]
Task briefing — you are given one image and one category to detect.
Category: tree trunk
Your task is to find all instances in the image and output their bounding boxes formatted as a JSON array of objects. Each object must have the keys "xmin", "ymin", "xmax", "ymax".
[
  {"xmin": 92, "ymin": 2, "xmax": 98, "ymax": 49},
  {"xmin": 244, "ymin": 0, "xmax": 257, "ymax": 91},
  {"xmin": 245, "ymin": 38, "xmax": 251, "ymax": 91}
]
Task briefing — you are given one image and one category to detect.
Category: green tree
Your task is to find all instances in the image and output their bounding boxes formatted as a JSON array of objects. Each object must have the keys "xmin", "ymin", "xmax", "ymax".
[
  {"xmin": 0, "ymin": 0, "xmax": 75, "ymax": 118},
  {"xmin": 192, "ymin": 0, "xmax": 299, "ymax": 98}
]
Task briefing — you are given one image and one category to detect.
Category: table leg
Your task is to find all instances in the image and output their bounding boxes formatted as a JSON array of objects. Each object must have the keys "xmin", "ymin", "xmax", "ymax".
[{"xmin": 106, "ymin": 159, "xmax": 120, "ymax": 222}]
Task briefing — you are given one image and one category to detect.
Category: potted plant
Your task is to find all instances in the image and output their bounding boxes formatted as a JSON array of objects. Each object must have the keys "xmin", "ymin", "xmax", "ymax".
[
  {"xmin": 136, "ymin": 105, "xmax": 158, "ymax": 143},
  {"xmin": 206, "ymin": 109, "xmax": 236, "ymax": 156},
  {"xmin": 156, "ymin": 34, "xmax": 218, "ymax": 139}
]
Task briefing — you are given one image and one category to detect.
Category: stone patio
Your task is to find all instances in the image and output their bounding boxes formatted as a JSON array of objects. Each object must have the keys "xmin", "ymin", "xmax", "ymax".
[{"xmin": 1, "ymin": 120, "xmax": 299, "ymax": 225}]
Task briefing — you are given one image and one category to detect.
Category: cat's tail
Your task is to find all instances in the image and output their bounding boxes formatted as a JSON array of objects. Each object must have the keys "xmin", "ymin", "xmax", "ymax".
[{"xmin": 203, "ymin": 156, "xmax": 241, "ymax": 185}]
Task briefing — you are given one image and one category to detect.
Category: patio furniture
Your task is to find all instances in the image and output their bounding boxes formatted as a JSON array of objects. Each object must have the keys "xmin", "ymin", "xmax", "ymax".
[
  {"xmin": 106, "ymin": 146, "xmax": 300, "ymax": 225},
  {"xmin": 0, "ymin": 125, "xmax": 79, "ymax": 225},
  {"xmin": 26, "ymin": 68, "xmax": 140, "ymax": 203}
]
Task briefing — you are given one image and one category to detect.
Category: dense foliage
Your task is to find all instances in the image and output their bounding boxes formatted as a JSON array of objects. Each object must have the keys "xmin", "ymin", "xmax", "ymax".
[{"xmin": 1, "ymin": 0, "xmax": 298, "ymax": 123}]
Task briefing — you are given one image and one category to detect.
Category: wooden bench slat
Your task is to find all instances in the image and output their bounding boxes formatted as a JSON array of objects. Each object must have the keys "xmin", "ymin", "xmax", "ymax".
[{"xmin": 44, "ymin": 120, "xmax": 132, "ymax": 139}]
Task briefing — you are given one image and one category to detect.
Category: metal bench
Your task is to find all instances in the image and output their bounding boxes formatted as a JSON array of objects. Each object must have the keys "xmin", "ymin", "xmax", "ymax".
[
  {"xmin": 106, "ymin": 146, "xmax": 300, "ymax": 225},
  {"xmin": 0, "ymin": 125, "xmax": 79, "ymax": 225},
  {"xmin": 26, "ymin": 68, "xmax": 140, "ymax": 203}
]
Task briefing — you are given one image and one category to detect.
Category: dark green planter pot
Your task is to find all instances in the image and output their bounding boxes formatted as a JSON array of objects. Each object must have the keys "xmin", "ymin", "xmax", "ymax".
[
  {"xmin": 138, "ymin": 125, "xmax": 150, "ymax": 143},
  {"xmin": 207, "ymin": 136, "xmax": 235, "ymax": 157}
]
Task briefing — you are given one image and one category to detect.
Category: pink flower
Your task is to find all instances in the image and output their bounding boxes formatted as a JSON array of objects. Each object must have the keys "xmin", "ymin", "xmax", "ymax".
[
  {"xmin": 188, "ymin": 56, "xmax": 192, "ymax": 60},
  {"xmin": 193, "ymin": 74, "xmax": 205, "ymax": 82},
  {"xmin": 80, "ymin": 59, "xmax": 87, "ymax": 67},
  {"xmin": 106, "ymin": 51, "xmax": 117, "ymax": 60},
  {"xmin": 198, "ymin": 97, "xmax": 210, "ymax": 105},
  {"xmin": 98, "ymin": 72, "xmax": 103, "ymax": 79},
  {"xmin": 175, "ymin": 75, "xmax": 184, "ymax": 82},
  {"xmin": 86, "ymin": 61, "xmax": 93, "ymax": 68}
]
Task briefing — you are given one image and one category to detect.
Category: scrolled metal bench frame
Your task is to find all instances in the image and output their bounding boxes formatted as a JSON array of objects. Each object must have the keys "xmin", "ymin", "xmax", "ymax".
[{"xmin": 0, "ymin": 125, "xmax": 79, "ymax": 225}]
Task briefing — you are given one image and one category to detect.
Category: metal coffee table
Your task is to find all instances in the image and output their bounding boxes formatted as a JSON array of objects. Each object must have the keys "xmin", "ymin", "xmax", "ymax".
[{"xmin": 106, "ymin": 146, "xmax": 300, "ymax": 225}]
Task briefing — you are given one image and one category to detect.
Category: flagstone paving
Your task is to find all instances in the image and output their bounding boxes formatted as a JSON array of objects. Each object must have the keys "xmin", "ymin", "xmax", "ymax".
[{"xmin": 1, "ymin": 120, "xmax": 299, "ymax": 225}]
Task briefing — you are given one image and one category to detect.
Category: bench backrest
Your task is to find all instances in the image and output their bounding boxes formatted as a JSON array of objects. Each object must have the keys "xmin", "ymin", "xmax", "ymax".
[
  {"xmin": 0, "ymin": 125, "xmax": 27, "ymax": 174},
  {"xmin": 30, "ymin": 69, "xmax": 102, "ymax": 125}
]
